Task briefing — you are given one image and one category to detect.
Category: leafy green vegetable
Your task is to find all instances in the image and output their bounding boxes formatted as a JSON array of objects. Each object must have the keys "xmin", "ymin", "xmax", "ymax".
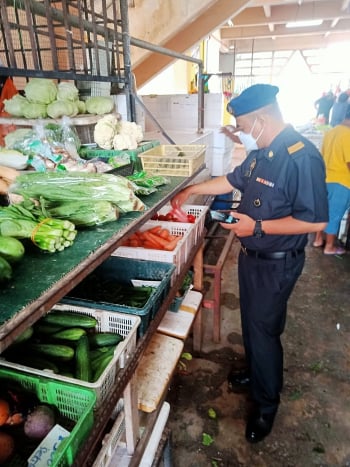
[
  {"xmin": 22, "ymin": 102, "xmax": 48, "ymax": 119},
  {"xmin": 47, "ymin": 100, "xmax": 77, "ymax": 118},
  {"xmin": 43, "ymin": 200, "xmax": 119, "ymax": 227},
  {"xmin": 57, "ymin": 82, "xmax": 79, "ymax": 102},
  {"xmin": 85, "ymin": 96, "xmax": 114, "ymax": 115},
  {"xmin": 208, "ymin": 408, "xmax": 217, "ymax": 419},
  {"xmin": 24, "ymin": 78, "xmax": 57, "ymax": 104},
  {"xmin": 10, "ymin": 172, "xmax": 145, "ymax": 213},
  {"xmin": 3, "ymin": 94, "xmax": 29, "ymax": 117},
  {"xmin": 0, "ymin": 201, "xmax": 77, "ymax": 253}
]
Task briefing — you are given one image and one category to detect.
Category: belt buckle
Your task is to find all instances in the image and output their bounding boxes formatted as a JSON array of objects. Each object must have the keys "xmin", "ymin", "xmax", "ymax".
[{"xmin": 241, "ymin": 245, "xmax": 248, "ymax": 255}]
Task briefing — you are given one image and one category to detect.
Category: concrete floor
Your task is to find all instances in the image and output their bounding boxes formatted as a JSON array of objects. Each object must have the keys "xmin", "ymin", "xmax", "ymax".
[{"xmin": 166, "ymin": 230, "xmax": 350, "ymax": 467}]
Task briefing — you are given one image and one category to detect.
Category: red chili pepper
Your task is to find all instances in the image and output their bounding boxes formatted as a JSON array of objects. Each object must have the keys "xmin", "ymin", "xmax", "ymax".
[{"xmin": 187, "ymin": 214, "xmax": 196, "ymax": 223}]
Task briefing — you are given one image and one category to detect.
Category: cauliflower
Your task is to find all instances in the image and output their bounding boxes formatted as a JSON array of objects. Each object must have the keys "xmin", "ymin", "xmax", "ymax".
[
  {"xmin": 118, "ymin": 121, "xmax": 144, "ymax": 143},
  {"xmin": 113, "ymin": 133, "xmax": 137, "ymax": 151},
  {"xmin": 93, "ymin": 114, "xmax": 144, "ymax": 150},
  {"xmin": 93, "ymin": 114, "xmax": 119, "ymax": 150}
]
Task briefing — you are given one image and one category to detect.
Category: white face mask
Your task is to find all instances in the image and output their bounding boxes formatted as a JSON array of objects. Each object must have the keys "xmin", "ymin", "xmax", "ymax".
[
  {"xmin": 237, "ymin": 118, "xmax": 263, "ymax": 152},
  {"xmin": 237, "ymin": 131, "xmax": 258, "ymax": 152}
]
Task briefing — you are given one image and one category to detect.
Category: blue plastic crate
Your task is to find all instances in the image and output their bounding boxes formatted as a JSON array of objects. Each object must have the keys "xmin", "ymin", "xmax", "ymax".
[{"xmin": 61, "ymin": 257, "xmax": 175, "ymax": 336}]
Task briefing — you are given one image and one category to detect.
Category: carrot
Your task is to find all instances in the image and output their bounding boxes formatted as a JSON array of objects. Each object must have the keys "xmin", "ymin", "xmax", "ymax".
[
  {"xmin": 163, "ymin": 236, "xmax": 182, "ymax": 251},
  {"xmin": 147, "ymin": 225, "xmax": 162, "ymax": 234},
  {"xmin": 158, "ymin": 228, "xmax": 171, "ymax": 239},
  {"xmin": 146, "ymin": 232, "xmax": 175, "ymax": 248},
  {"xmin": 143, "ymin": 240, "xmax": 163, "ymax": 249},
  {"xmin": 129, "ymin": 239, "xmax": 140, "ymax": 247}
]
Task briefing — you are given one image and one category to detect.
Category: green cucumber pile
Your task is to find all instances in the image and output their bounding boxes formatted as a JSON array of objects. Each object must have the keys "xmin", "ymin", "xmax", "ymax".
[{"xmin": 2, "ymin": 310, "xmax": 124, "ymax": 383}]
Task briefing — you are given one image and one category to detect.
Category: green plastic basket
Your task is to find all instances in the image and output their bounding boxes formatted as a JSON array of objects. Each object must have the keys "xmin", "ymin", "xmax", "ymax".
[
  {"xmin": 0, "ymin": 366, "xmax": 96, "ymax": 466},
  {"xmin": 62, "ymin": 257, "xmax": 175, "ymax": 336},
  {"xmin": 79, "ymin": 141, "xmax": 159, "ymax": 172}
]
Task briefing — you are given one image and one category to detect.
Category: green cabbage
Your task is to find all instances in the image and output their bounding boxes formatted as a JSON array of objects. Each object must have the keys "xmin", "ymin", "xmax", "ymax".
[
  {"xmin": 57, "ymin": 82, "xmax": 79, "ymax": 101},
  {"xmin": 76, "ymin": 100, "xmax": 86, "ymax": 114},
  {"xmin": 85, "ymin": 96, "xmax": 114, "ymax": 115},
  {"xmin": 22, "ymin": 102, "xmax": 48, "ymax": 119},
  {"xmin": 24, "ymin": 78, "xmax": 58, "ymax": 104},
  {"xmin": 3, "ymin": 94, "xmax": 29, "ymax": 117},
  {"xmin": 47, "ymin": 100, "xmax": 77, "ymax": 118}
]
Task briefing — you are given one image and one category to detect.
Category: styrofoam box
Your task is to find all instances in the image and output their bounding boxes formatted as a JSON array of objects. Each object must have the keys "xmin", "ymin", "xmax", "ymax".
[
  {"xmin": 156, "ymin": 204, "xmax": 209, "ymax": 245},
  {"xmin": 0, "ymin": 304, "xmax": 140, "ymax": 410},
  {"xmin": 112, "ymin": 220, "xmax": 195, "ymax": 280},
  {"xmin": 211, "ymin": 149, "xmax": 234, "ymax": 176},
  {"xmin": 211, "ymin": 128, "xmax": 235, "ymax": 151}
]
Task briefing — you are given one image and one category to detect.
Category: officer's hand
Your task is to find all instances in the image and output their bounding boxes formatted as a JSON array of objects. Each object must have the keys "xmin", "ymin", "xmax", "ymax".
[
  {"xmin": 220, "ymin": 212, "xmax": 255, "ymax": 237},
  {"xmin": 171, "ymin": 187, "xmax": 190, "ymax": 209},
  {"xmin": 220, "ymin": 125, "xmax": 242, "ymax": 144}
]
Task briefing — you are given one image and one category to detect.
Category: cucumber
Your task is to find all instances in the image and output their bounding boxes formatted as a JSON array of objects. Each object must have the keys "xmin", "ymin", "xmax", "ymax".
[
  {"xmin": 0, "ymin": 255, "xmax": 12, "ymax": 281},
  {"xmin": 52, "ymin": 327, "xmax": 87, "ymax": 341},
  {"xmin": 34, "ymin": 323, "xmax": 64, "ymax": 335},
  {"xmin": 91, "ymin": 346, "xmax": 116, "ymax": 373},
  {"xmin": 41, "ymin": 310, "xmax": 98, "ymax": 329},
  {"xmin": 92, "ymin": 353, "xmax": 114, "ymax": 381},
  {"xmin": 88, "ymin": 332, "xmax": 123, "ymax": 348},
  {"xmin": 90, "ymin": 346, "xmax": 116, "ymax": 360},
  {"xmin": 0, "ymin": 236, "xmax": 25, "ymax": 263},
  {"xmin": 13, "ymin": 326, "xmax": 34, "ymax": 345},
  {"xmin": 75, "ymin": 335, "xmax": 91, "ymax": 382},
  {"xmin": 28, "ymin": 343, "xmax": 75, "ymax": 361}
]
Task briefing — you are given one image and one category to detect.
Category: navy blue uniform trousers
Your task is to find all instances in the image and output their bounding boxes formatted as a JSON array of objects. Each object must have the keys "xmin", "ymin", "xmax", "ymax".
[{"xmin": 238, "ymin": 250, "xmax": 305, "ymax": 414}]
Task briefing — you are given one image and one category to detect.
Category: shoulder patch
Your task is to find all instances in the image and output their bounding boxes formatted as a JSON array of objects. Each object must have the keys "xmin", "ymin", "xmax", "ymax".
[{"xmin": 287, "ymin": 141, "xmax": 305, "ymax": 154}]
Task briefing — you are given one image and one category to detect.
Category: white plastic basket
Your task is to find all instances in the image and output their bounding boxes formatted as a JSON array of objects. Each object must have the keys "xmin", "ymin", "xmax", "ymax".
[
  {"xmin": 157, "ymin": 204, "xmax": 209, "ymax": 245},
  {"xmin": 112, "ymin": 220, "xmax": 195, "ymax": 279},
  {"xmin": 0, "ymin": 304, "xmax": 140, "ymax": 410},
  {"xmin": 93, "ymin": 409, "xmax": 125, "ymax": 467}
]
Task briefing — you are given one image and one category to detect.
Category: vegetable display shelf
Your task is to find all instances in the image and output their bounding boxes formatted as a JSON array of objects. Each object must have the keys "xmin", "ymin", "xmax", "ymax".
[
  {"xmin": 0, "ymin": 171, "xmax": 203, "ymax": 353},
  {"xmin": 0, "ymin": 114, "xmax": 116, "ymax": 127}
]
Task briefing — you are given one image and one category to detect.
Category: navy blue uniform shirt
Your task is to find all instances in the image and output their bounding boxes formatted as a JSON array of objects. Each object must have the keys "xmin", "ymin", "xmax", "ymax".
[{"xmin": 226, "ymin": 125, "xmax": 329, "ymax": 251}]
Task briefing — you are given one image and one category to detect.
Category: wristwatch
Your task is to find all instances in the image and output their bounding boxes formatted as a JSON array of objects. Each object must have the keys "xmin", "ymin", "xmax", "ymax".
[{"xmin": 253, "ymin": 219, "xmax": 265, "ymax": 238}]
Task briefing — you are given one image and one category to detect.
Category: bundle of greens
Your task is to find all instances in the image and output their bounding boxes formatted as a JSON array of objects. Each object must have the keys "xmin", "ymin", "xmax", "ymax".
[
  {"xmin": 41, "ymin": 200, "xmax": 119, "ymax": 227},
  {"xmin": 0, "ymin": 201, "xmax": 77, "ymax": 253},
  {"xmin": 10, "ymin": 172, "xmax": 145, "ymax": 214},
  {"xmin": 126, "ymin": 171, "xmax": 170, "ymax": 195}
]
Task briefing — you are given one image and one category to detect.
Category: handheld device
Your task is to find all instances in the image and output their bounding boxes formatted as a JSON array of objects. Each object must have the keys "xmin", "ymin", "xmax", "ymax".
[{"xmin": 209, "ymin": 210, "xmax": 239, "ymax": 224}]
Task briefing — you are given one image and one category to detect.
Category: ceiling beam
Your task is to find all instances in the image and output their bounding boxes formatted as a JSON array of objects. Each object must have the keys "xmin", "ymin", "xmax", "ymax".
[
  {"xmin": 221, "ymin": 19, "xmax": 350, "ymax": 40},
  {"xmin": 229, "ymin": 32, "xmax": 350, "ymax": 53},
  {"xmin": 133, "ymin": 0, "xmax": 251, "ymax": 87}
]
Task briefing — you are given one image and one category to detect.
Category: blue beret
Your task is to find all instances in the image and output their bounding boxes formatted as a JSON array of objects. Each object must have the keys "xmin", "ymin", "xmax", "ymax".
[{"xmin": 227, "ymin": 84, "xmax": 279, "ymax": 117}]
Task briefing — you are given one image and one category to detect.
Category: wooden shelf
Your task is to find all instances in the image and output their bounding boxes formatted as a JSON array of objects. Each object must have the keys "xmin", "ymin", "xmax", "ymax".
[{"xmin": 0, "ymin": 113, "xmax": 120, "ymax": 126}]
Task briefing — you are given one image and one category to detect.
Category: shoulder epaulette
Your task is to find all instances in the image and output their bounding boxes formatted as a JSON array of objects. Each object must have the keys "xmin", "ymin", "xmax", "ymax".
[{"xmin": 287, "ymin": 141, "xmax": 305, "ymax": 155}]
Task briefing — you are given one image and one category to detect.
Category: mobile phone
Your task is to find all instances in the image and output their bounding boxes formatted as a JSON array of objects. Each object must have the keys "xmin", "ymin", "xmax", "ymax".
[{"xmin": 209, "ymin": 210, "xmax": 239, "ymax": 224}]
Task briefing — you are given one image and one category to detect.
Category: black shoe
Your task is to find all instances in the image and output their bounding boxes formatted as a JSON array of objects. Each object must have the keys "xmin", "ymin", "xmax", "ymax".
[
  {"xmin": 245, "ymin": 411, "xmax": 276, "ymax": 444},
  {"xmin": 227, "ymin": 369, "xmax": 251, "ymax": 393}
]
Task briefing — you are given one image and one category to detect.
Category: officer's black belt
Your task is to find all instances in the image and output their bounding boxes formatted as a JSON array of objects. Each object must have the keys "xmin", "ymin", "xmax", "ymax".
[{"xmin": 241, "ymin": 246, "xmax": 304, "ymax": 260}]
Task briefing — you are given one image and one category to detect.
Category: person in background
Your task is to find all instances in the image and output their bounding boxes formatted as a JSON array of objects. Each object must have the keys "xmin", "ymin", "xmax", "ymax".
[
  {"xmin": 171, "ymin": 84, "xmax": 328, "ymax": 444},
  {"xmin": 314, "ymin": 91, "xmax": 335, "ymax": 125},
  {"xmin": 330, "ymin": 91, "xmax": 349, "ymax": 127},
  {"xmin": 313, "ymin": 104, "xmax": 350, "ymax": 254}
]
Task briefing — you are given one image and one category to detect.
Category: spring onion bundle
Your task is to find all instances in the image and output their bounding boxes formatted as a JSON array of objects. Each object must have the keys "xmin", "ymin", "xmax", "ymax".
[{"xmin": 0, "ymin": 201, "xmax": 77, "ymax": 253}]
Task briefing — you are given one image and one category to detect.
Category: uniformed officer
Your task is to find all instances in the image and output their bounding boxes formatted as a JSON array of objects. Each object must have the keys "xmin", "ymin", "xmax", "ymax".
[{"xmin": 171, "ymin": 83, "xmax": 329, "ymax": 443}]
